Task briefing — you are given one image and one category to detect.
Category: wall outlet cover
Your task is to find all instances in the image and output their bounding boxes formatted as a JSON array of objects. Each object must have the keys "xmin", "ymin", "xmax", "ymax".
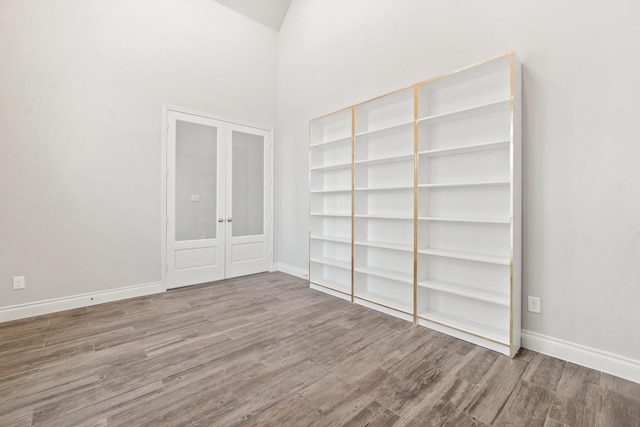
[
  {"xmin": 13, "ymin": 276, "xmax": 25, "ymax": 290},
  {"xmin": 528, "ymin": 296, "xmax": 541, "ymax": 313}
]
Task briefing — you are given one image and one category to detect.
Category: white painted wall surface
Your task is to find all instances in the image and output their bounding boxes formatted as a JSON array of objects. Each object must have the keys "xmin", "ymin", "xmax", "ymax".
[
  {"xmin": 0, "ymin": 0, "xmax": 277, "ymax": 308},
  {"xmin": 276, "ymin": 0, "xmax": 640, "ymax": 360}
]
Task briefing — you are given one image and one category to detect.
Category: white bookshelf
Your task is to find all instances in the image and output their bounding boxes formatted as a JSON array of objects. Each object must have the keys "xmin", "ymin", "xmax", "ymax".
[
  {"xmin": 308, "ymin": 52, "xmax": 522, "ymax": 357},
  {"xmin": 352, "ymin": 87, "xmax": 414, "ymax": 316},
  {"xmin": 417, "ymin": 53, "xmax": 521, "ymax": 357},
  {"xmin": 309, "ymin": 108, "xmax": 353, "ymax": 296}
]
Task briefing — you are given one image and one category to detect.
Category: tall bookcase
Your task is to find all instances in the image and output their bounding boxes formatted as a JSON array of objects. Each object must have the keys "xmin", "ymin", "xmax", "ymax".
[
  {"xmin": 353, "ymin": 88, "xmax": 415, "ymax": 320},
  {"xmin": 309, "ymin": 107, "xmax": 353, "ymax": 299},
  {"xmin": 308, "ymin": 52, "xmax": 522, "ymax": 356}
]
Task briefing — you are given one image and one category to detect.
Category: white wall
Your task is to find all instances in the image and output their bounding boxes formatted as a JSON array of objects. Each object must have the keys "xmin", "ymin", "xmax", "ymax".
[
  {"xmin": 276, "ymin": 0, "xmax": 640, "ymax": 362},
  {"xmin": 0, "ymin": 0, "xmax": 277, "ymax": 309}
]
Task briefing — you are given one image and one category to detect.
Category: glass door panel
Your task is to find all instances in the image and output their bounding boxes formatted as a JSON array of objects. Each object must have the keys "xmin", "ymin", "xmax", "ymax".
[
  {"xmin": 175, "ymin": 120, "xmax": 218, "ymax": 241},
  {"xmin": 231, "ymin": 130, "xmax": 264, "ymax": 237}
]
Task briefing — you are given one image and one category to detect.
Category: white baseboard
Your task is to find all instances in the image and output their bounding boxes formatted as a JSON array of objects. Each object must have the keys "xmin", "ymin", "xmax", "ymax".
[
  {"xmin": 275, "ymin": 262, "xmax": 309, "ymax": 280},
  {"xmin": 0, "ymin": 282, "xmax": 165, "ymax": 323},
  {"xmin": 522, "ymin": 329, "xmax": 640, "ymax": 384}
]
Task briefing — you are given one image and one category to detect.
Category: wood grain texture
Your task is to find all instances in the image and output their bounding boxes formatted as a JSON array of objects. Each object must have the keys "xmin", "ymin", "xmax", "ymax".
[
  {"xmin": 548, "ymin": 362, "xmax": 601, "ymax": 427},
  {"xmin": 601, "ymin": 372, "xmax": 640, "ymax": 400},
  {"xmin": 544, "ymin": 418, "xmax": 569, "ymax": 427},
  {"xmin": 597, "ymin": 389, "xmax": 640, "ymax": 427},
  {"xmin": 444, "ymin": 411, "xmax": 490, "ymax": 427},
  {"xmin": 523, "ymin": 352, "xmax": 566, "ymax": 392},
  {"xmin": 343, "ymin": 402, "xmax": 400, "ymax": 427},
  {"xmin": 455, "ymin": 346, "xmax": 499, "ymax": 385},
  {"xmin": 0, "ymin": 272, "xmax": 638, "ymax": 426},
  {"xmin": 492, "ymin": 380, "xmax": 555, "ymax": 427},
  {"xmin": 463, "ymin": 356, "xmax": 528, "ymax": 424}
]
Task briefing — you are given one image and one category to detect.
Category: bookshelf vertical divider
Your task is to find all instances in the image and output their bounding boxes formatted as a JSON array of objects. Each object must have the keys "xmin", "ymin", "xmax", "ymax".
[
  {"xmin": 309, "ymin": 52, "xmax": 522, "ymax": 357},
  {"xmin": 413, "ymin": 84, "xmax": 419, "ymax": 325},
  {"xmin": 351, "ymin": 106, "xmax": 355, "ymax": 303}
]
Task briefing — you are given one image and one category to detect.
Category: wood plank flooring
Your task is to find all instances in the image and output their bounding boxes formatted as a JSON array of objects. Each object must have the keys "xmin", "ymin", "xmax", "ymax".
[{"xmin": 1, "ymin": 272, "xmax": 639, "ymax": 426}]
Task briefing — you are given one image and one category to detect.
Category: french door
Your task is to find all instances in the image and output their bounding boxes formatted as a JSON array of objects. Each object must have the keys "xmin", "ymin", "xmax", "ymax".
[{"xmin": 165, "ymin": 109, "xmax": 272, "ymax": 289}]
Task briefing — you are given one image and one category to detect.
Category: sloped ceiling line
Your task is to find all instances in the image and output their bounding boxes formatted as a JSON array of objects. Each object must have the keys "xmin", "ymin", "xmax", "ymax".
[{"xmin": 213, "ymin": 0, "xmax": 292, "ymax": 31}]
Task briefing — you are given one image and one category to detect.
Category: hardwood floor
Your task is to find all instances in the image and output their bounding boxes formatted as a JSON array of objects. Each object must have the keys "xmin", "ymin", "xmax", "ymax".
[{"xmin": 1, "ymin": 272, "xmax": 639, "ymax": 426}]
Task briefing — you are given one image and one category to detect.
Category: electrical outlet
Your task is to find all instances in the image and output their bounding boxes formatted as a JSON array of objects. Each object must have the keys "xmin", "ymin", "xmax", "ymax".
[
  {"xmin": 528, "ymin": 296, "xmax": 541, "ymax": 313},
  {"xmin": 13, "ymin": 276, "xmax": 25, "ymax": 290}
]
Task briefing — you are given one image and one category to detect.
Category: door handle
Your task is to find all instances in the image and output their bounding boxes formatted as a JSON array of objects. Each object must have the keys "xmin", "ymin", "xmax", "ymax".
[
  {"xmin": 227, "ymin": 218, "xmax": 232, "ymax": 222},
  {"xmin": 218, "ymin": 218, "xmax": 224, "ymax": 222}
]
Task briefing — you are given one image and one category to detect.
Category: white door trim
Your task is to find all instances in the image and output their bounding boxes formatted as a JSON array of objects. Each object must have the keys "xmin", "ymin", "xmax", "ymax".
[{"xmin": 161, "ymin": 105, "xmax": 274, "ymax": 289}]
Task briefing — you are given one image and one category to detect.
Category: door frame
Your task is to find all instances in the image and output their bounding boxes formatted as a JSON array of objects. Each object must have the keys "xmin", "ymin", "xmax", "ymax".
[{"xmin": 161, "ymin": 105, "xmax": 274, "ymax": 289}]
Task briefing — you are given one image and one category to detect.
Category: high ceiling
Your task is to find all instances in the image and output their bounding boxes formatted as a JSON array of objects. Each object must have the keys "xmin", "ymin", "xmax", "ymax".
[{"xmin": 213, "ymin": 0, "xmax": 292, "ymax": 31}]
